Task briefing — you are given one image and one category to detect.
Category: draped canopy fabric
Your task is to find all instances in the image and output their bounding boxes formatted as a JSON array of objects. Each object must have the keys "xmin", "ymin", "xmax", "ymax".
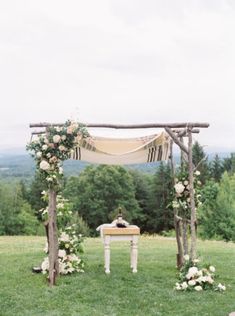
[{"xmin": 71, "ymin": 131, "xmax": 171, "ymax": 165}]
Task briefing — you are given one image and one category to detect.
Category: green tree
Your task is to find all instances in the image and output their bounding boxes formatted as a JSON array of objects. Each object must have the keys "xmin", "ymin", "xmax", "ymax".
[
  {"xmin": 192, "ymin": 141, "xmax": 209, "ymax": 184},
  {"xmin": 0, "ymin": 181, "xmax": 40, "ymax": 235},
  {"xmin": 222, "ymin": 153, "xmax": 235, "ymax": 175},
  {"xmin": 198, "ymin": 180, "xmax": 219, "ymax": 239},
  {"xmin": 147, "ymin": 162, "xmax": 174, "ymax": 233},
  {"xmin": 209, "ymin": 154, "xmax": 223, "ymax": 182},
  {"xmin": 64, "ymin": 165, "xmax": 142, "ymax": 232},
  {"xmin": 199, "ymin": 173, "xmax": 235, "ymax": 241},
  {"xmin": 129, "ymin": 170, "xmax": 151, "ymax": 229},
  {"xmin": 27, "ymin": 172, "xmax": 47, "ymax": 218}
]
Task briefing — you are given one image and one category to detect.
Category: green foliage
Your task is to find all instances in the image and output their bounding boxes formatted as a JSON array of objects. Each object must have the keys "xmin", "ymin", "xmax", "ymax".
[
  {"xmin": 147, "ymin": 162, "xmax": 174, "ymax": 233},
  {"xmin": 1, "ymin": 236, "xmax": 235, "ymax": 316},
  {"xmin": 64, "ymin": 165, "xmax": 142, "ymax": 232},
  {"xmin": 199, "ymin": 173, "xmax": 235, "ymax": 241},
  {"xmin": 128, "ymin": 170, "xmax": 151, "ymax": 228},
  {"xmin": 0, "ymin": 181, "xmax": 41, "ymax": 235},
  {"xmin": 192, "ymin": 141, "xmax": 209, "ymax": 184},
  {"xmin": 198, "ymin": 180, "xmax": 219, "ymax": 239},
  {"xmin": 222, "ymin": 152, "xmax": 235, "ymax": 175},
  {"xmin": 209, "ymin": 154, "xmax": 223, "ymax": 182},
  {"xmin": 27, "ymin": 172, "xmax": 48, "ymax": 219}
]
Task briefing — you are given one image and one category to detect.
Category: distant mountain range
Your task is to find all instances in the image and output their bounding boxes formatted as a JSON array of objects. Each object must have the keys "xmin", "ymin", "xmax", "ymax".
[{"xmin": 0, "ymin": 148, "xmax": 233, "ymax": 180}]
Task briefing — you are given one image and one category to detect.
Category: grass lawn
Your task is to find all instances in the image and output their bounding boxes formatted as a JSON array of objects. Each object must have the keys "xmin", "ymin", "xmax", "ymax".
[{"xmin": 0, "ymin": 236, "xmax": 235, "ymax": 316}]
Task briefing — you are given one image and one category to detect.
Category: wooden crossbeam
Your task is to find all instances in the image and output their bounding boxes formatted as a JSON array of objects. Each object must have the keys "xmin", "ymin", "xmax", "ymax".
[{"xmin": 29, "ymin": 122, "xmax": 209, "ymax": 129}]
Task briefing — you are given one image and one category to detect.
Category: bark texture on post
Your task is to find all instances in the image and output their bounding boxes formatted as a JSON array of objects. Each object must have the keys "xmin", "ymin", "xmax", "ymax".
[
  {"xmin": 188, "ymin": 129, "xmax": 197, "ymax": 260},
  {"xmin": 182, "ymin": 219, "xmax": 189, "ymax": 255},
  {"xmin": 48, "ymin": 189, "xmax": 59, "ymax": 286},
  {"xmin": 169, "ymin": 140, "xmax": 184, "ymax": 269}
]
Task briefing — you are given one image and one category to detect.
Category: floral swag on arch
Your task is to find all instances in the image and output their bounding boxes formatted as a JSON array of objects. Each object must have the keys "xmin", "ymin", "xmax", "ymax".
[{"xmin": 27, "ymin": 120, "xmax": 89, "ymax": 187}]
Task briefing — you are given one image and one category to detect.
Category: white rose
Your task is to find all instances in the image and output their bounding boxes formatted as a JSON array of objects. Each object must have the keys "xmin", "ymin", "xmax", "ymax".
[
  {"xmin": 209, "ymin": 266, "xmax": 215, "ymax": 273},
  {"xmin": 39, "ymin": 160, "xmax": 50, "ymax": 171},
  {"xmin": 181, "ymin": 282, "xmax": 188, "ymax": 290},
  {"xmin": 42, "ymin": 144, "xmax": 48, "ymax": 151},
  {"xmin": 58, "ymin": 249, "xmax": 66, "ymax": 258},
  {"xmin": 184, "ymin": 180, "xmax": 189, "ymax": 185},
  {"xmin": 217, "ymin": 283, "xmax": 226, "ymax": 291},
  {"xmin": 175, "ymin": 282, "xmax": 181, "ymax": 290},
  {"xmin": 59, "ymin": 261, "xmax": 67, "ymax": 274},
  {"xmin": 205, "ymin": 276, "xmax": 214, "ymax": 284},
  {"xmin": 53, "ymin": 135, "xmax": 61, "ymax": 143},
  {"xmin": 36, "ymin": 151, "xmax": 42, "ymax": 158},
  {"xmin": 186, "ymin": 267, "xmax": 198, "ymax": 279},
  {"xmin": 59, "ymin": 145, "xmax": 66, "ymax": 151},
  {"xmin": 61, "ymin": 135, "xmax": 66, "ymax": 141},
  {"xmin": 46, "ymin": 153, "xmax": 51, "ymax": 158},
  {"xmin": 43, "ymin": 138, "xmax": 49, "ymax": 144},
  {"xmin": 188, "ymin": 280, "xmax": 196, "ymax": 286},
  {"xmin": 59, "ymin": 167, "xmax": 63, "ymax": 175},
  {"xmin": 195, "ymin": 170, "xmax": 200, "ymax": 176},
  {"xmin": 60, "ymin": 232, "xmax": 70, "ymax": 242},
  {"xmin": 194, "ymin": 285, "xmax": 203, "ymax": 291},
  {"xmin": 174, "ymin": 182, "xmax": 185, "ymax": 194}
]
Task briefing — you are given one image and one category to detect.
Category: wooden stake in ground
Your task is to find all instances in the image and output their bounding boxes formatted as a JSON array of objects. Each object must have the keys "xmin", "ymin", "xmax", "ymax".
[
  {"xmin": 48, "ymin": 189, "xmax": 59, "ymax": 286},
  {"xmin": 188, "ymin": 128, "xmax": 197, "ymax": 260}
]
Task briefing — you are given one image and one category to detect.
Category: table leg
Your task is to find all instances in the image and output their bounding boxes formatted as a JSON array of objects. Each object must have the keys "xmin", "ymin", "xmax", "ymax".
[
  {"xmin": 104, "ymin": 235, "xmax": 110, "ymax": 274},
  {"xmin": 130, "ymin": 240, "xmax": 134, "ymax": 269},
  {"xmin": 132, "ymin": 236, "xmax": 138, "ymax": 273}
]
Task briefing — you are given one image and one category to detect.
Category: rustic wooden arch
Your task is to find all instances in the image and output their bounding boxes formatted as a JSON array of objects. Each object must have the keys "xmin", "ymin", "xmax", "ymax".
[{"xmin": 30, "ymin": 121, "xmax": 209, "ymax": 286}]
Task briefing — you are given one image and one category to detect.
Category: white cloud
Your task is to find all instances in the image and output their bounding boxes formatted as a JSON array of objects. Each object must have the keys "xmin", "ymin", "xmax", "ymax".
[{"xmin": 0, "ymin": 0, "xmax": 234, "ymax": 151}]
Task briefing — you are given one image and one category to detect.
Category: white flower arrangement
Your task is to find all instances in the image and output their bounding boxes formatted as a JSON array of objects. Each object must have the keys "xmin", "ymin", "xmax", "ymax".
[
  {"xmin": 39, "ymin": 193, "xmax": 85, "ymax": 276},
  {"xmin": 172, "ymin": 169, "xmax": 202, "ymax": 216},
  {"xmin": 27, "ymin": 120, "xmax": 89, "ymax": 188},
  {"xmin": 175, "ymin": 256, "xmax": 226, "ymax": 292}
]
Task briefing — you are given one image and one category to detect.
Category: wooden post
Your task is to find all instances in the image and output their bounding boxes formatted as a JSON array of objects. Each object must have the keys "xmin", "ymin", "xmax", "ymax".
[
  {"xmin": 169, "ymin": 140, "xmax": 184, "ymax": 269},
  {"xmin": 182, "ymin": 219, "xmax": 188, "ymax": 255},
  {"xmin": 188, "ymin": 128, "xmax": 197, "ymax": 260},
  {"xmin": 48, "ymin": 189, "xmax": 59, "ymax": 286}
]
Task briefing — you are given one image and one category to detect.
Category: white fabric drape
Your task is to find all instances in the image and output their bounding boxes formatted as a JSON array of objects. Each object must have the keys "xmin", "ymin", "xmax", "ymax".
[{"xmin": 71, "ymin": 131, "xmax": 170, "ymax": 165}]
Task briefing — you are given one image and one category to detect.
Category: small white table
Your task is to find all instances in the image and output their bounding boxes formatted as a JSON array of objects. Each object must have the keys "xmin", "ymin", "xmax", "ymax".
[{"xmin": 101, "ymin": 226, "xmax": 140, "ymax": 274}]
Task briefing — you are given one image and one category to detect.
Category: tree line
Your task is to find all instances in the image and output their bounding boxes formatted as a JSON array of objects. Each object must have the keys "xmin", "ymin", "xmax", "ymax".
[{"xmin": 0, "ymin": 143, "xmax": 235, "ymax": 241}]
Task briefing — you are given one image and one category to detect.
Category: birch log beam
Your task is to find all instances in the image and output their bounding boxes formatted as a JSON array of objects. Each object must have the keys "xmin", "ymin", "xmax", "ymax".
[
  {"xmin": 30, "ymin": 122, "xmax": 210, "ymax": 129},
  {"xmin": 188, "ymin": 129, "xmax": 197, "ymax": 260},
  {"xmin": 48, "ymin": 189, "xmax": 59, "ymax": 286}
]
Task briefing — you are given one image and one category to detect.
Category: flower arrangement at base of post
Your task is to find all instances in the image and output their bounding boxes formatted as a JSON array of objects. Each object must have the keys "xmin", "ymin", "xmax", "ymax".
[
  {"xmin": 175, "ymin": 255, "xmax": 226, "ymax": 292},
  {"xmin": 40, "ymin": 193, "xmax": 85, "ymax": 275}
]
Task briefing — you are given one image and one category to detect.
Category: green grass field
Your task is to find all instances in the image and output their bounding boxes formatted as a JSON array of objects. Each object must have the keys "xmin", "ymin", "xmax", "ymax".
[{"xmin": 0, "ymin": 236, "xmax": 235, "ymax": 316}]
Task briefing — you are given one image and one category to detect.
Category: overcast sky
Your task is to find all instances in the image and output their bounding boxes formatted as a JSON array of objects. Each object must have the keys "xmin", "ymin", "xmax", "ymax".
[{"xmin": 0, "ymin": 0, "xmax": 235, "ymax": 152}]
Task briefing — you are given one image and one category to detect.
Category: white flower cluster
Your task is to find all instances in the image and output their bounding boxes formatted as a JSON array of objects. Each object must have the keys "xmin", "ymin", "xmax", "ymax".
[
  {"xmin": 27, "ymin": 120, "xmax": 88, "ymax": 187},
  {"xmin": 41, "ymin": 229, "xmax": 84, "ymax": 275},
  {"xmin": 41, "ymin": 247, "xmax": 84, "ymax": 275},
  {"xmin": 175, "ymin": 256, "xmax": 226, "ymax": 292},
  {"xmin": 39, "ymin": 191, "xmax": 85, "ymax": 276},
  {"xmin": 172, "ymin": 170, "xmax": 202, "ymax": 211}
]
